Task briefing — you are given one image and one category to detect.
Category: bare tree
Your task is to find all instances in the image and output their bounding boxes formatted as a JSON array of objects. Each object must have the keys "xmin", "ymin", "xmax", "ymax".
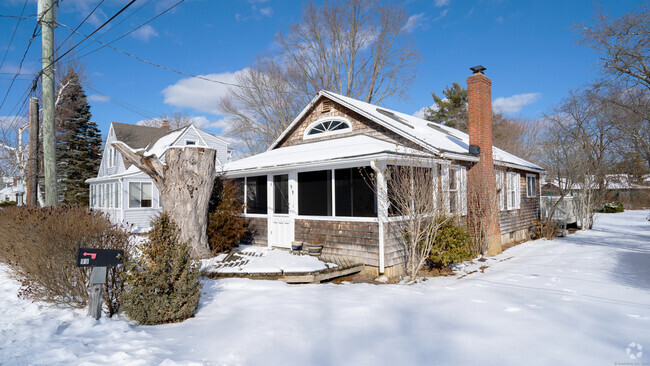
[
  {"xmin": 137, "ymin": 110, "xmax": 195, "ymax": 130},
  {"xmin": 220, "ymin": 0, "xmax": 421, "ymax": 154},
  {"xmin": 378, "ymin": 162, "xmax": 450, "ymax": 279},
  {"xmin": 492, "ymin": 115, "xmax": 544, "ymax": 162},
  {"xmin": 466, "ymin": 165, "xmax": 501, "ymax": 255},
  {"xmin": 576, "ymin": 4, "xmax": 650, "ymax": 90},
  {"xmin": 541, "ymin": 88, "xmax": 618, "ymax": 229}
]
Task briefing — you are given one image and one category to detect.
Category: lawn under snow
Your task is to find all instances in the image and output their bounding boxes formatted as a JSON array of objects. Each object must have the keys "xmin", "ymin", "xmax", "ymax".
[{"xmin": 1, "ymin": 210, "xmax": 649, "ymax": 366}]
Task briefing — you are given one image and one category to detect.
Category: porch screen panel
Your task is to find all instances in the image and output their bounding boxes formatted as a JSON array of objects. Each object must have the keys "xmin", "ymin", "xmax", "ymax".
[
  {"xmin": 247, "ymin": 175, "xmax": 267, "ymax": 214},
  {"xmin": 298, "ymin": 170, "xmax": 331, "ymax": 216},
  {"xmin": 274, "ymin": 174, "xmax": 289, "ymax": 214},
  {"xmin": 335, "ymin": 167, "xmax": 376, "ymax": 217}
]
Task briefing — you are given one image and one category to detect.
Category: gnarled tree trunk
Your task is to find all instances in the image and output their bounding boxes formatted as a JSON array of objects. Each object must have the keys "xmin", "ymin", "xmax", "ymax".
[{"xmin": 112, "ymin": 143, "xmax": 216, "ymax": 258}]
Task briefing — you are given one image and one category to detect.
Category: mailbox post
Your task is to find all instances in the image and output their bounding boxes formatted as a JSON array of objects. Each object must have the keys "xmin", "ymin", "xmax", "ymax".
[{"xmin": 76, "ymin": 248, "xmax": 124, "ymax": 320}]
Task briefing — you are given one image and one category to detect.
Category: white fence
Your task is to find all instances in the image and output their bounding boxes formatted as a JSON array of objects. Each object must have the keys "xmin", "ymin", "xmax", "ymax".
[{"xmin": 541, "ymin": 196, "xmax": 578, "ymax": 224}]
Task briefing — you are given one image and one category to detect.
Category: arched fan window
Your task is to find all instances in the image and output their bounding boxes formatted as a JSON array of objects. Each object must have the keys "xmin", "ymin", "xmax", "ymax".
[{"xmin": 305, "ymin": 118, "xmax": 351, "ymax": 138}]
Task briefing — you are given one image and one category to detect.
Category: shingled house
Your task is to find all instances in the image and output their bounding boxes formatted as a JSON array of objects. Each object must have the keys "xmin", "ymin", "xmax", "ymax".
[
  {"xmin": 224, "ymin": 67, "xmax": 545, "ymax": 276},
  {"xmin": 87, "ymin": 122, "xmax": 231, "ymax": 230}
]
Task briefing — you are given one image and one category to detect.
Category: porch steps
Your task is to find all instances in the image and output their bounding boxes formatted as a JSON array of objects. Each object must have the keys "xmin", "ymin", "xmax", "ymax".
[{"xmin": 202, "ymin": 255, "xmax": 363, "ymax": 284}]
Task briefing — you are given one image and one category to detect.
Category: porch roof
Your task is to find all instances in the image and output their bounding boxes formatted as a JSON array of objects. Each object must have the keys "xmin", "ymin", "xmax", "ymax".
[{"xmin": 223, "ymin": 135, "xmax": 431, "ymax": 174}]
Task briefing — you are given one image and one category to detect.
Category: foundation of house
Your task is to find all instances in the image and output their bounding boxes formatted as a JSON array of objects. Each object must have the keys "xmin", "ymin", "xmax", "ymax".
[
  {"xmin": 361, "ymin": 263, "xmax": 406, "ymax": 278},
  {"xmin": 501, "ymin": 228, "xmax": 529, "ymax": 246}
]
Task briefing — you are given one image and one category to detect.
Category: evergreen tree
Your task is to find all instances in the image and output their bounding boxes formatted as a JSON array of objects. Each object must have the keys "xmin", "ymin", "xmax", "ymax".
[
  {"xmin": 55, "ymin": 68, "xmax": 101, "ymax": 206},
  {"xmin": 122, "ymin": 213, "xmax": 203, "ymax": 325},
  {"xmin": 424, "ymin": 82, "xmax": 468, "ymax": 130}
]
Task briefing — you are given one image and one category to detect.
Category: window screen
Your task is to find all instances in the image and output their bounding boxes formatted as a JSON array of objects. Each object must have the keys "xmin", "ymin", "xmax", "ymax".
[
  {"xmin": 274, "ymin": 175, "xmax": 289, "ymax": 214},
  {"xmin": 247, "ymin": 176, "xmax": 267, "ymax": 214},
  {"xmin": 298, "ymin": 170, "xmax": 331, "ymax": 216},
  {"xmin": 335, "ymin": 167, "xmax": 376, "ymax": 217}
]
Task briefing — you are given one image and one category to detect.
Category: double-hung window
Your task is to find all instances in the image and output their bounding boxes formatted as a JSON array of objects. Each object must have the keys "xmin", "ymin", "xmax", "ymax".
[
  {"xmin": 526, "ymin": 174, "xmax": 537, "ymax": 198},
  {"xmin": 506, "ymin": 172, "xmax": 521, "ymax": 210},
  {"xmin": 129, "ymin": 182, "xmax": 152, "ymax": 208}
]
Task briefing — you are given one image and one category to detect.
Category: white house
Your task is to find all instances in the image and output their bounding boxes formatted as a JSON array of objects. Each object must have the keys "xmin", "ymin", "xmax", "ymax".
[
  {"xmin": 86, "ymin": 122, "xmax": 231, "ymax": 230},
  {"xmin": 0, "ymin": 177, "xmax": 24, "ymax": 205}
]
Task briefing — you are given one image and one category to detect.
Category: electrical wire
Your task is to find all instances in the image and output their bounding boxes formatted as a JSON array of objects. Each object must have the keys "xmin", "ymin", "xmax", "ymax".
[
  {"xmin": 45, "ymin": 0, "xmax": 136, "ymax": 72},
  {"xmin": 85, "ymin": 85, "xmax": 158, "ymax": 119},
  {"xmin": 56, "ymin": 22, "xmax": 298, "ymax": 95},
  {"xmin": 0, "ymin": 1, "xmax": 57, "ymax": 113},
  {"xmin": 73, "ymin": 0, "xmax": 156, "ymax": 55},
  {"xmin": 71, "ymin": 0, "xmax": 183, "ymax": 61},
  {"xmin": 0, "ymin": 0, "xmax": 29, "ymax": 72},
  {"xmin": 53, "ymin": 0, "xmax": 106, "ymax": 55}
]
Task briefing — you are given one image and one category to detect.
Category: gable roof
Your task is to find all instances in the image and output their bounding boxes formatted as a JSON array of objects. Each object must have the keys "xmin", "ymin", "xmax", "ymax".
[
  {"xmin": 270, "ymin": 90, "xmax": 544, "ymax": 173},
  {"xmin": 111, "ymin": 122, "xmax": 171, "ymax": 150}
]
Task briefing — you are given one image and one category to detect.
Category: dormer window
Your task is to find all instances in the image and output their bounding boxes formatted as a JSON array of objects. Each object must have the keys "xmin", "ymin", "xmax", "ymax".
[
  {"xmin": 185, "ymin": 140, "xmax": 197, "ymax": 146},
  {"xmin": 304, "ymin": 117, "xmax": 351, "ymax": 139}
]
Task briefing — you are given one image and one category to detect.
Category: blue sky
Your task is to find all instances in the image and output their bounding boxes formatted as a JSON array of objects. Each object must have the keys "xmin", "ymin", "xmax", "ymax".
[{"xmin": 0, "ymin": 0, "xmax": 642, "ymax": 147}]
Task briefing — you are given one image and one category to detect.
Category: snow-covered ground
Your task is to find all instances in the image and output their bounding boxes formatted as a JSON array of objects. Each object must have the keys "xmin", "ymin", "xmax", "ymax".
[{"xmin": 1, "ymin": 210, "xmax": 649, "ymax": 366}]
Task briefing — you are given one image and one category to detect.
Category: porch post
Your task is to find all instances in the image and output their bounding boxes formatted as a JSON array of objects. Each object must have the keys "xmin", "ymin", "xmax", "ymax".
[
  {"xmin": 372, "ymin": 160, "xmax": 388, "ymax": 274},
  {"xmin": 267, "ymin": 174, "xmax": 273, "ymax": 248}
]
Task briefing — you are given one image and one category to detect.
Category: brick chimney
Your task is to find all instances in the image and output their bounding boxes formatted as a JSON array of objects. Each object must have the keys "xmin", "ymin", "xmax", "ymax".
[
  {"xmin": 161, "ymin": 120, "xmax": 170, "ymax": 130},
  {"xmin": 467, "ymin": 65, "xmax": 502, "ymax": 255}
]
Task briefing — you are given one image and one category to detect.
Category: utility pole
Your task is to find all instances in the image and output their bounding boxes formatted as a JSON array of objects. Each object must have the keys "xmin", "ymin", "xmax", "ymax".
[
  {"xmin": 26, "ymin": 97, "xmax": 39, "ymax": 206},
  {"xmin": 39, "ymin": 0, "xmax": 57, "ymax": 206}
]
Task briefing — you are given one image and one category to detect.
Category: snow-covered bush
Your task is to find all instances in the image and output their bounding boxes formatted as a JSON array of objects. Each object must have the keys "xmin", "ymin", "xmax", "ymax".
[
  {"xmin": 0, "ymin": 206, "xmax": 132, "ymax": 314},
  {"xmin": 122, "ymin": 212, "xmax": 202, "ymax": 325},
  {"xmin": 427, "ymin": 219, "xmax": 474, "ymax": 269},
  {"xmin": 598, "ymin": 201, "xmax": 624, "ymax": 213},
  {"xmin": 207, "ymin": 176, "xmax": 247, "ymax": 255}
]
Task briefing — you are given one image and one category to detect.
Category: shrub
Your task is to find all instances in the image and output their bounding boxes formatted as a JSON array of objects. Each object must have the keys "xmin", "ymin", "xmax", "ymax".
[
  {"xmin": 598, "ymin": 201, "xmax": 624, "ymax": 213},
  {"xmin": 0, "ymin": 206, "xmax": 132, "ymax": 315},
  {"xmin": 427, "ymin": 219, "xmax": 474, "ymax": 269},
  {"xmin": 0, "ymin": 200, "xmax": 17, "ymax": 207},
  {"xmin": 207, "ymin": 176, "xmax": 247, "ymax": 255},
  {"xmin": 122, "ymin": 212, "xmax": 202, "ymax": 325},
  {"xmin": 531, "ymin": 218, "xmax": 559, "ymax": 240}
]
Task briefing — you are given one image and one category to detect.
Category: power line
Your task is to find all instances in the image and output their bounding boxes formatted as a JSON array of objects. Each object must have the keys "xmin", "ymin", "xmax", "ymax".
[
  {"xmin": 46, "ymin": 0, "xmax": 136, "ymax": 71},
  {"xmin": 85, "ymin": 85, "xmax": 158, "ymax": 119},
  {"xmin": 0, "ymin": 25, "xmax": 40, "ymax": 112},
  {"xmin": 0, "ymin": 1, "xmax": 57, "ymax": 113},
  {"xmin": 73, "ymin": 0, "xmax": 156, "ymax": 55},
  {"xmin": 72, "ymin": 0, "xmax": 183, "ymax": 61},
  {"xmin": 0, "ymin": 0, "xmax": 29, "ymax": 72},
  {"xmin": 56, "ymin": 23, "xmax": 298, "ymax": 95},
  {"xmin": 54, "ymin": 0, "xmax": 106, "ymax": 55}
]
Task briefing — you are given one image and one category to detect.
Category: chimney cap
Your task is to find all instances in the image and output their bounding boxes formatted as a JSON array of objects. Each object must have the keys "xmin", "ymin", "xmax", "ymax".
[{"xmin": 470, "ymin": 65, "xmax": 486, "ymax": 74}]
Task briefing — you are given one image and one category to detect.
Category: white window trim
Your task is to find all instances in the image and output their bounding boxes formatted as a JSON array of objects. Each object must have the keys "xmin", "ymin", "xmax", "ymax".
[
  {"xmin": 526, "ymin": 174, "xmax": 537, "ymax": 198},
  {"xmin": 128, "ymin": 181, "xmax": 154, "ymax": 209},
  {"xmin": 303, "ymin": 116, "xmax": 352, "ymax": 140},
  {"xmin": 506, "ymin": 172, "xmax": 521, "ymax": 210},
  {"xmin": 496, "ymin": 170, "xmax": 505, "ymax": 211}
]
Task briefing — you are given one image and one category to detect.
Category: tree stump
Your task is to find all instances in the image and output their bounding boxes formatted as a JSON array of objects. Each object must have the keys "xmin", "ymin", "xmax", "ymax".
[{"xmin": 112, "ymin": 143, "xmax": 217, "ymax": 258}]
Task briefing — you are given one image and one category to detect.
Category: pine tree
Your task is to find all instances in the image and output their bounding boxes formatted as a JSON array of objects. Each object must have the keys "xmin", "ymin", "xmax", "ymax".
[
  {"xmin": 424, "ymin": 82, "xmax": 469, "ymax": 130},
  {"xmin": 122, "ymin": 213, "xmax": 203, "ymax": 325},
  {"xmin": 55, "ymin": 68, "xmax": 101, "ymax": 206}
]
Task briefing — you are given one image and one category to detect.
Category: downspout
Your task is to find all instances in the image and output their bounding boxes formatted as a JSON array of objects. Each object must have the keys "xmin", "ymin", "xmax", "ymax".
[{"xmin": 370, "ymin": 161, "xmax": 385, "ymax": 274}]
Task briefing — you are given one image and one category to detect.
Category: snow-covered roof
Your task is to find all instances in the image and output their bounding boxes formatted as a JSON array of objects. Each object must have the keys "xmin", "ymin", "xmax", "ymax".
[
  {"xmin": 270, "ymin": 90, "xmax": 544, "ymax": 173},
  {"xmin": 224, "ymin": 135, "xmax": 431, "ymax": 174}
]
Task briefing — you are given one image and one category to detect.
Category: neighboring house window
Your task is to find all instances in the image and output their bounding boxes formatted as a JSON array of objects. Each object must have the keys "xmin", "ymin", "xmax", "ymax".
[
  {"xmin": 526, "ymin": 174, "xmax": 537, "ymax": 198},
  {"xmin": 185, "ymin": 140, "xmax": 196, "ymax": 146},
  {"xmin": 304, "ymin": 118, "xmax": 351, "ymax": 139},
  {"xmin": 335, "ymin": 167, "xmax": 376, "ymax": 217},
  {"xmin": 298, "ymin": 170, "xmax": 332, "ymax": 216},
  {"xmin": 114, "ymin": 182, "xmax": 120, "ymax": 208},
  {"xmin": 129, "ymin": 182, "xmax": 153, "ymax": 208},
  {"xmin": 246, "ymin": 176, "xmax": 267, "ymax": 214},
  {"xmin": 506, "ymin": 172, "xmax": 521, "ymax": 210},
  {"xmin": 107, "ymin": 147, "xmax": 117, "ymax": 168}
]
